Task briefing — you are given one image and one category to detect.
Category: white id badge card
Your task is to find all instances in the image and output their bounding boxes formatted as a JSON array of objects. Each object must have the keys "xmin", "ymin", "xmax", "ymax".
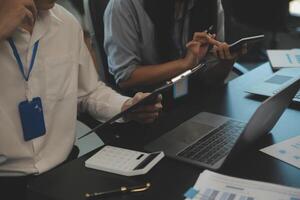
[{"xmin": 173, "ymin": 77, "xmax": 189, "ymax": 99}]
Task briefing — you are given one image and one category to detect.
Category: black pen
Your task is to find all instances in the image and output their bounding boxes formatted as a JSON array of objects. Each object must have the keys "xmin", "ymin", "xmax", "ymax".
[
  {"xmin": 204, "ymin": 25, "xmax": 215, "ymax": 53},
  {"xmin": 85, "ymin": 182, "xmax": 151, "ymax": 198},
  {"xmin": 205, "ymin": 25, "xmax": 214, "ymax": 35}
]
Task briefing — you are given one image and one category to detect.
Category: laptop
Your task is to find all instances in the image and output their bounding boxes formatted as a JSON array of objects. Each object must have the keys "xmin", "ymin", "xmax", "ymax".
[
  {"xmin": 245, "ymin": 68, "xmax": 300, "ymax": 102},
  {"xmin": 145, "ymin": 77, "xmax": 300, "ymax": 170}
]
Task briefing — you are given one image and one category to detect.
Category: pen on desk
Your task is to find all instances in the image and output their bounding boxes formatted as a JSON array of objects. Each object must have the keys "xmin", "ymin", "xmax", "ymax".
[{"xmin": 85, "ymin": 182, "xmax": 151, "ymax": 198}]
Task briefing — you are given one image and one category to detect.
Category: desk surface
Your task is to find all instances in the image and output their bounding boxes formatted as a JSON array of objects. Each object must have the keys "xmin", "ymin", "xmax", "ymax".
[{"xmin": 28, "ymin": 63, "xmax": 300, "ymax": 200}]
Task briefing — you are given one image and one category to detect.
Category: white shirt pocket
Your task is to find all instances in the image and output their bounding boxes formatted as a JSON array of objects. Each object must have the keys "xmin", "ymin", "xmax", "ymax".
[{"xmin": 44, "ymin": 55, "xmax": 77, "ymax": 100}]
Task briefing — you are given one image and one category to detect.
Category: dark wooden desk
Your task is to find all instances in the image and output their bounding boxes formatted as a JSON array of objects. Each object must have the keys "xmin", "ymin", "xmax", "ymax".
[{"xmin": 27, "ymin": 63, "xmax": 300, "ymax": 200}]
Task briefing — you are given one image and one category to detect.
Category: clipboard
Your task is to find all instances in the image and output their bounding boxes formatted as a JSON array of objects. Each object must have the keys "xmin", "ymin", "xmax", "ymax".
[{"xmin": 78, "ymin": 63, "xmax": 206, "ymax": 140}]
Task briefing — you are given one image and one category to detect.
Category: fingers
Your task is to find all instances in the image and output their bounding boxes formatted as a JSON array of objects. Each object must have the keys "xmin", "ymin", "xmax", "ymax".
[
  {"xmin": 213, "ymin": 43, "xmax": 225, "ymax": 59},
  {"xmin": 23, "ymin": 7, "xmax": 35, "ymax": 27},
  {"xmin": 133, "ymin": 93, "xmax": 163, "ymax": 113},
  {"xmin": 193, "ymin": 32, "xmax": 220, "ymax": 46},
  {"xmin": 128, "ymin": 104, "xmax": 161, "ymax": 124},
  {"xmin": 206, "ymin": 36, "xmax": 221, "ymax": 46},
  {"xmin": 133, "ymin": 102, "xmax": 163, "ymax": 113},
  {"xmin": 126, "ymin": 92, "xmax": 163, "ymax": 124},
  {"xmin": 193, "ymin": 32, "xmax": 212, "ymax": 41},
  {"xmin": 185, "ymin": 40, "xmax": 208, "ymax": 66},
  {"xmin": 223, "ymin": 44, "xmax": 232, "ymax": 59},
  {"xmin": 0, "ymin": 0, "xmax": 37, "ymax": 40},
  {"xmin": 156, "ymin": 94, "xmax": 163, "ymax": 103},
  {"xmin": 192, "ymin": 32, "xmax": 248, "ymax": 61},
  {"xmin": 185, "ymin": 32, "xmax": 223, "ymax": 67},
  {"xmin": 131, "ymin": 112, "xmax": 159, "ymax": 122},
  {"xmin": 131, "ymin": 92, "xmax": 148, "ymax": 105},
  {"xmin": 24, "ymin": 0, "xmax": 37, "ymax": 22},
  {"xmin": 186, "ymin": 41, "xmax": 201, "ymax": 49},
  {"xmin": 212, "ymin": 40, "xmax": 249, "ymax": 61},
  {"xmin": 213, "ymin": 42, "xmax": 237, "ymax": 60}
]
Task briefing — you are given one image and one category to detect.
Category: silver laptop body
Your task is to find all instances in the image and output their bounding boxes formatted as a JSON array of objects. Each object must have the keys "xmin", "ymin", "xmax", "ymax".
[
  {"xmin": 245, "ymin": 68, "xmax": 300, "ymax": 102},
  {"xmin": 145, "ymin": 77, "xmax": 300, "ymax": 170}
]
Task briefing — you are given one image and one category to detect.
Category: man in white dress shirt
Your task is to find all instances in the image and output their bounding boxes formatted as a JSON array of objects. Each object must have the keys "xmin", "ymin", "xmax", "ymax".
[{"xmin": 0, "ymin": 0, "xmax": 162, "ymax": 199}]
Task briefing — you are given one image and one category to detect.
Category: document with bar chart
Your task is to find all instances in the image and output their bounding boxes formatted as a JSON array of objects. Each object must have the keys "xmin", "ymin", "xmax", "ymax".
[
  {"xmin": 267, "ymin": 49, "xmax": 300, "ymax": 69},
  {"xmin": 184, "ymin": 170, "xmax": 300, "ymax": 200},
  {"xmin": 261, "ymin": 135, "xmax": 300, "ymax": 169}
]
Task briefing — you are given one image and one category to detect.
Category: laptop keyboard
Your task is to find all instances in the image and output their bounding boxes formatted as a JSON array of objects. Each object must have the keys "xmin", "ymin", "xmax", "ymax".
[
  {"xmin": 294, "ymin": 90, "xmax": 300, "ymax": 99},
  {"xmin": 177, "ymin": 120, "xmax": 246, "ymax": 166},
  {"xmin": 274, "ymin": 89, "xmax": 300, "ymax": 100}
]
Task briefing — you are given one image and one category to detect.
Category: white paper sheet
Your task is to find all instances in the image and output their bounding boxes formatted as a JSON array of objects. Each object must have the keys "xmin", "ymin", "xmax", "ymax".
[
  {"xmin": 267, "ymin": 49, "xmax": 300, "ymax": 69},
  {"xmin": 184, "ymin": 170, "xmax": 300, "ymax": 200},
  {"xmin": 260, "ymin": 135, "xmax": 300, "ymax": 169}
]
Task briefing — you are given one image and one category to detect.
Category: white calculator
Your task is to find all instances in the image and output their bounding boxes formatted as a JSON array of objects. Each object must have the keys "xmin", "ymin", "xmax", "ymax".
[{"xmin": 85, "ymin": 146, "xmax": 164, "ymax": 176}]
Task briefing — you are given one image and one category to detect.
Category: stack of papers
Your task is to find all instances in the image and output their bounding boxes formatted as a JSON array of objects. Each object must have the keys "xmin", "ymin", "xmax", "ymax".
[
  {"xmin": 261, "ymin": 135, "xmax": 300, "ymax": 169},
  {"xmin": 184, "ymin": 170, "xmax": 300, "ymax": 200},
  {"xmin": 267, "ymin": 49, "xmax": 300, "ymax": 69}
]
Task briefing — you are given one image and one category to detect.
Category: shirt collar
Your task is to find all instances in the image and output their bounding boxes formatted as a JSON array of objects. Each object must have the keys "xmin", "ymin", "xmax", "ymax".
[
  {"xmin": 29, "ymin": 5, "xmax": 63, "ymax": 47},
  {"xmin": 48, "ymin": 8, "xmax": 64, "ymax": 25}
]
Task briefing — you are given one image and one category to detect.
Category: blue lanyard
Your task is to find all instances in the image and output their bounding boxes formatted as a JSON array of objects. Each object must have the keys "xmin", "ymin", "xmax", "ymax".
[{"xmin": 7, "ymin": 38, "xmax": 39, "ymax": 81}]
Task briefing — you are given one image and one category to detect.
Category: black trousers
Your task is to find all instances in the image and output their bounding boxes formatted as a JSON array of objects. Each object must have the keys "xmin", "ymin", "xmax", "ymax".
[
  {"xmin": 0, "ymin": 175, "xmax": 31, "ymax": 200},
  {"xmin": 0, "ymin": 145, "xmax": 79, "ymax": 200}
]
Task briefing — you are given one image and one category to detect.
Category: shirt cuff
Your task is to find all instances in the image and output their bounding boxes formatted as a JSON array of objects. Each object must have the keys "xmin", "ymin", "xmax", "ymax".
[{"xmin": 108, "ymin": 95, "xmax": 130, "ymax": 123}]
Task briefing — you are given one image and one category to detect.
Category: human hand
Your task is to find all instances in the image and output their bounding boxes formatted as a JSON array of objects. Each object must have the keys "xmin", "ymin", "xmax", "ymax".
[
  {"xmin": 212, "ymin": 42, "xmax": 247, "ymax": 61},
  {"xmin": 183, "ymin": 32, "xmax": 219, "ymax": 69},
  {"xmin": 0, "ymin": 0, "xmax": 37, "ymax": 41},
  {"xmin": 121, "ymin": 93, "xmax": 163, "ymax": 124}
]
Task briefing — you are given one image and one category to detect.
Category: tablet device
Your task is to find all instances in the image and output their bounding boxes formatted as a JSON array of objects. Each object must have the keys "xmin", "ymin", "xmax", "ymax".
[
  {"xmin": 78, "ymin": 64, "xmax": 205, "ymax": 139},
  {"xmin": 229, "ymin": 35, "xmax": 264, "ymax": 53},
  {"xmin": 78, "ymin": 84, "xmax": 171, "ymax": 139}
]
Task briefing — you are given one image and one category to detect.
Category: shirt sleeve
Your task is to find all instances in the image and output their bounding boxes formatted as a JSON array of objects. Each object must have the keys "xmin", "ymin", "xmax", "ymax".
[
  {"xmin": 104, "ymin": 0, "xmax": 142, "ymax": 84},
  {"xmin": 77, "ymin": 28, "xmax": 129, "ymax": 122}
]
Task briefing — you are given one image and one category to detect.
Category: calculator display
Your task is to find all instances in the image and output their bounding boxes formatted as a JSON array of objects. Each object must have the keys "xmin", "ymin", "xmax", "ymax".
[{"xmin": 134, "ymin": 153, "xmax": 161, "ymax": 170}]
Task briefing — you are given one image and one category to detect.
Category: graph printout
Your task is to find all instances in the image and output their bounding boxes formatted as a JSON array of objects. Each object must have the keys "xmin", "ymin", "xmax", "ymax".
[
  {"xmin": 184, "ymin": 170, "xmax": 300, "ymax": 200},
  {"xmin": 261, "ymin": 135, "xmax": 300, "ymax": 169}
]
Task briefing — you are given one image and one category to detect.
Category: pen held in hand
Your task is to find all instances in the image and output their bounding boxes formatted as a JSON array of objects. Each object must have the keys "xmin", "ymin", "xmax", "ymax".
[
  {"xmin": 205, "ymin": 25, "xmax": 214, "ymax": 35},
  {"xmin": 204, "ymin": 25, "xmax": 216, "ymax": 52},
  {"xmin": 85, "ymin": 182, "xmax": 151, "ymax": 198}
]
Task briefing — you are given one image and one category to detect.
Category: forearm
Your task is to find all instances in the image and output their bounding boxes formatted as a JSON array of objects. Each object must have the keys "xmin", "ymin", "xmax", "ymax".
[
  {"xmin": 119, "ymin": 58, "xmax": 188, "ymax": 89},
  {"xmin": 79, "ymin": 82, "xmax": 129, "ymax": 122}
]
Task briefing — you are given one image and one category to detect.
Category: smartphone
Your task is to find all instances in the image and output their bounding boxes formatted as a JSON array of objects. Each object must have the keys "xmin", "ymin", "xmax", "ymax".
[{"xmin": 229, "ymin": 35, "xmax": 265, "ymax": 53}]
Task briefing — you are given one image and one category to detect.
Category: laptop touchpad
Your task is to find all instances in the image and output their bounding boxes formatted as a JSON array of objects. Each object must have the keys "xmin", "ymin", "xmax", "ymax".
[
  {"xmin": 173, "ymin": 121, "xmax": 214, "ymax": 145},
  {"xmin": 145, "ymin": 120, "xmax": 214, "ymax": 154}
]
